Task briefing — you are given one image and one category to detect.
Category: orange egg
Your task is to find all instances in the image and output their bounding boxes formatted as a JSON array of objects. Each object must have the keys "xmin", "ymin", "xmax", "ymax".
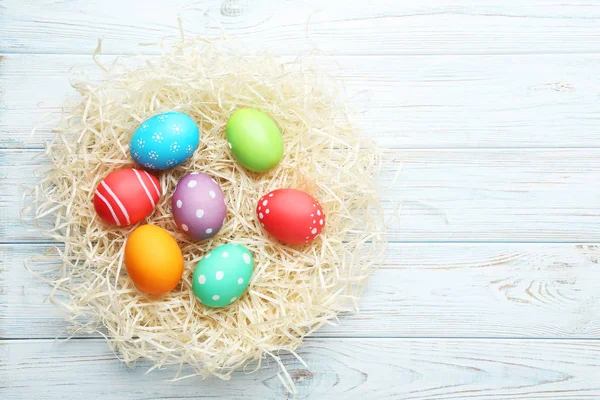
[{"xmin": 125, "ymin": 224, "xmax": 184, "ymax": 295}]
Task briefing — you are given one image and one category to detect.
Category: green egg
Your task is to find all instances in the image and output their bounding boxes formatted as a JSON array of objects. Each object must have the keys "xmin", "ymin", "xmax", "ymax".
[
  {"xmin": 226, "ymin": 108, "xmax": 284, "ymax": 172},
  {"xmin": 192, "ymin": 243, "xmax": 254, "ymax": 308}
]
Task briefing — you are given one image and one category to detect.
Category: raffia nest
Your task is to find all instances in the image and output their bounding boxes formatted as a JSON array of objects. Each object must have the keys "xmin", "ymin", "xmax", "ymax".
[{"xmin": 24, "ymin": 31, "xmax": 386, "ymax": 388}]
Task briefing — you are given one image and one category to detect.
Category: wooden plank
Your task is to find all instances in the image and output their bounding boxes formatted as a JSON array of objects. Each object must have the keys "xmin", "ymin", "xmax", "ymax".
[
  {"xmin": 3, "ymin": 54, "xmax": 600, "ymax": 149},
  {"xmin": 2, "ymin": 0, "xmax": 600, "ymax": 55},
  {"xmin": 3, "ymin": 149, "xmax": 600, "ymax": 242},
  {"xmin": 3, "ymin": 243, "xmax": 600, "ymax": 339},
  {"xmin": 1, "ymin": 338, "xmax": 599, "ymax": 399}
]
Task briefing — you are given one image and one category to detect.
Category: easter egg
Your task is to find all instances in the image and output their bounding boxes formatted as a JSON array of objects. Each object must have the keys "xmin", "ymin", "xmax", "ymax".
[
  {"xmin": 192, "ymin": 244, "xmax": 254, "ymax": 308},
  {"xmin": 130, "ymin": 111, "xmax": 200, "ymax": 170},
  {"xmin": 226, "ymin": 108, "xmax": 284, "ymax": 172},
  {"xmin": 257, "ymin": 189, "xmax": 326, "ymax": 245},
  {"xmin": 125, "ymin": 224, "xmax": 184, "ymax": 295},
  {"xmin": 172, "ymin": 172, "xmax": 227, "ymax": 240},
  {"xmin": 93, "ymin": 168, "xmax": 161, "ymax": 226}
]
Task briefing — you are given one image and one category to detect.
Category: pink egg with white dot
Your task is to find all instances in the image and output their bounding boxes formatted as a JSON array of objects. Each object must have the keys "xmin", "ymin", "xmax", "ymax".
[{"xmin": 172, "ymin": 172, "xmax": 226, "ymax": 240}]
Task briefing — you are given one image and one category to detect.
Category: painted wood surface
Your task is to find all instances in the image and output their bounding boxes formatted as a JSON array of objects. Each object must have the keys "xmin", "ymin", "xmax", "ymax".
[
  {"xmin": 2, "ymin": 338, "xmax": 600, "ymax": 399},
  {"xmin": 2, "ymin": 0, "xmax": 600, "ymax": 398},
  {"xmin": 3, "ymin": 149, "xmax": 600, "ymax": 242},
  {"xmin": 3, "ymin": 243, "xmax": 600, "ymax": 339},
  {"xmin": 3, "ymin": 54, "xmax": 600, "ymax": 149},
  {"xmin": 2, "ymin": 0, "xmax": 600, "ymax": 55}
]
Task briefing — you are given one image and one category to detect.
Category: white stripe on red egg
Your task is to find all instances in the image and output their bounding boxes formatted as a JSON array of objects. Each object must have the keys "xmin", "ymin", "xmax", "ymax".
[
  {"xmin": 143, "ymin": 171, "xmax": 161, "ymax": 197},
  {"xmin": 132, "ymin": 169, "xmax": 155, "ymax": 209},
  {"xmin": 101, "ymin": 181, "xmax": 131, "ymax": 225},
  {"xmin": 95, "ymin": 189, "xmax": 121, "ymax": 226}
]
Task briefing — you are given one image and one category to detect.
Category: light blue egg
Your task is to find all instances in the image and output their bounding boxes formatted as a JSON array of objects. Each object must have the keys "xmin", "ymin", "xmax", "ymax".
[{"xmin": 130, "ymin": 112, "xmax": 200, "ymax": 170}]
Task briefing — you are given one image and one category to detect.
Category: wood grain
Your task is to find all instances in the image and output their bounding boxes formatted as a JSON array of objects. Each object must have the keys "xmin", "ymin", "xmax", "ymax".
[
  {"xmin": 3, "ymin": 1, "xmax": 600, "ymax": 397},
  {"xmin": 2, "ymin": 0, "xmax": 600, "ymax": 55},
  {"xmin": 3, "ymin": 149, "xmax": 600, "ymax": 242},
  {"xmin": 2, "ymin": 338, "xmax": 600, "ymax": 399},
  {"xmin": 3, "ymin": 243, "xmax": 599, "ymax": 339},
  {"xmin": 3, "ymin": 54, "xmax": 600, "ymax": 149}
]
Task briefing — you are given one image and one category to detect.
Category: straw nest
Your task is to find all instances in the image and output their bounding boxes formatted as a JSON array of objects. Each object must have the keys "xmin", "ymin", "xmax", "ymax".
[{"xmin": 25, "ymin": 33, "xmax": 386, "ymax": 384}]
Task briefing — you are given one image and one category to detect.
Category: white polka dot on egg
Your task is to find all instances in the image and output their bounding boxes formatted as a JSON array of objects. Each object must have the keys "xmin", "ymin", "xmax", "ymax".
[
  {"xmin": 187, "ymin": 180, "xmax": 197, "ymax": 188},
  {"xmin": 216, "ymin": 271, "xmax": 224, "ymax": 280},
  {"xmin": 198, "ymin": 275, "xmax": 206, "ymax": 284},
  {"xmin": 320, "ymin": 219, "xmax": 324, "ymax": 225},
  {"xmin": 206, "ymin": 228, "xmax": 213, "ymax": 234},
  {"xmin": 196, "ymin": 209, "xmax": 204, "ymax": 218},
  {"xmin": 238, "ymin": 278, "xmax": 244, "ymax": 284},
  {"xmin": 317, "ymin": 210, "xmax": 321, "ymax": 216},
  {"xmin": 269, "ymin": 193, "xmax": 273, "ymax": 197},
  {"xmin": 212, "ymin": 295, "xmax": 220, "ymax": 301},
  {"xmin": 176, "ymin": 200, "xmax": 183, "ymax": 208},
  {"xmin": 209, "ymin": 190, "xmax": 216, "ymax": 199},
  {"xmin": 263, "ymin": 200, "xmax": 268, "ymax": 206},
  {"xmin": 182, "ymin": 224, "xmax": 189, "ymax": 232},
  {"xmin": 230, "ymin": 297, "xmax": 237, "ymax": 302},
  {"xmin": 311, "ymin": 228, "xmax": 317, "ymax": 234},
  {"xmin": 222, "ymin": 252, "xmax": 229, "ymax": 258},
  {"xmin": 265, "ymin": 209, "xmax": 270, "ymax": 214},
  {"xmin": 242, "ymin": 253, "xmax": 251, "ymax": 264},
  {"xmin": 259, "ymin": 213, "xmax": 264, "ymax": 219}
]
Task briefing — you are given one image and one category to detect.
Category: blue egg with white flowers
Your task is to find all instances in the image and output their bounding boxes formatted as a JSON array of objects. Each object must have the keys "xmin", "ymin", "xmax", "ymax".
[{"xmin": 130, "ymin": 112, "xmax": 200, "ymax": 170}]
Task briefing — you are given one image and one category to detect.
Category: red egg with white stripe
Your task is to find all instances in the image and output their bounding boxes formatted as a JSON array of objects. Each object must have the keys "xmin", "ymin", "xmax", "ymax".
[
  {"xmin": 94, "ymin": 168, "xmax": 161, "ymax": 226},
  {"xmin": 257, "ymin": 188, "xmax": 326, "ymax": 245}
]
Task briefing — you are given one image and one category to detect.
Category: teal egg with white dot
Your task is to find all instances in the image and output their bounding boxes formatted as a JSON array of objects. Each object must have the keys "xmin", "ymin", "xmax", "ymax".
[
  {"xmin": 192, "ymin": 244, "xmax": 254, "ymax": 308},
  {"xmin": 130, "ymin": 111, "xmax": 200, "ymax": 170}
]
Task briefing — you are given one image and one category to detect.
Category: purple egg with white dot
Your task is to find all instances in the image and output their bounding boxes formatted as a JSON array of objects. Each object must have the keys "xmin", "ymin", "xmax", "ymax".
[{"xmin": 172, "ymin": 172, "xmax": 227, "ymax": 240}]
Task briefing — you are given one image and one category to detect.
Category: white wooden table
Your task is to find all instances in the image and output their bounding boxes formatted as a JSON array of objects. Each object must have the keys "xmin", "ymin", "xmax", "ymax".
[{"xmin": 2, "ymin": 1, "xmax": 600, "ymax": 399}]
